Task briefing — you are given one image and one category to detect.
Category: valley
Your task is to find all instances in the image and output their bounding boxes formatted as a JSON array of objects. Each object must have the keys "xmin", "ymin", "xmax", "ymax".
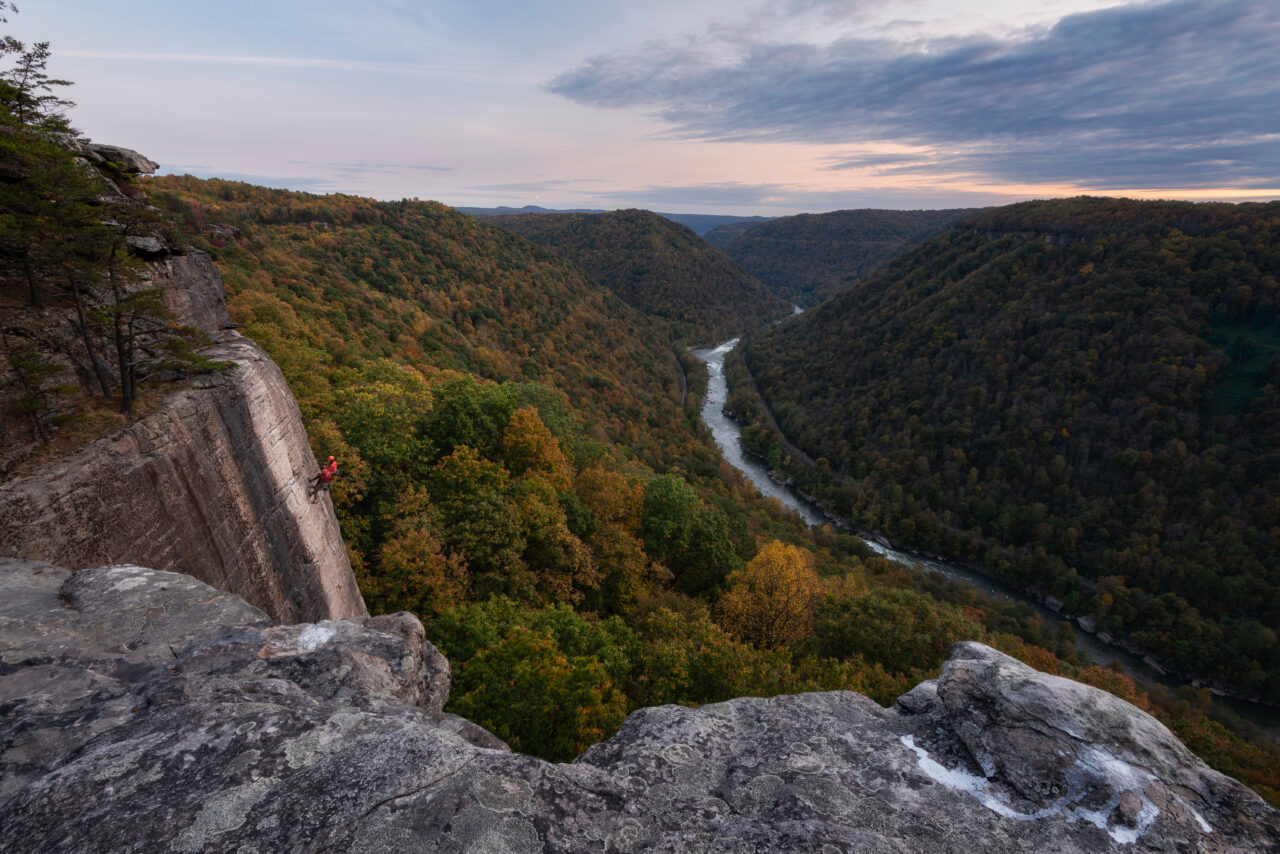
[{"xmin": 4, "ymin": 3, "xmax": 1280, "ymax": 848}]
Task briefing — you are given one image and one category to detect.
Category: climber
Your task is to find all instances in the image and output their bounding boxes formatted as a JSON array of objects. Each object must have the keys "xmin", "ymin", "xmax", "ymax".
[{"xmin": 309, "ymin": 455, "xmax": 338, "ymax": 502}]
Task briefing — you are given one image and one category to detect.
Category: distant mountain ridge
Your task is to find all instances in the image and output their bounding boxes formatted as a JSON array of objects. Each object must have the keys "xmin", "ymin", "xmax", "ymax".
[
  {"xmin": 709, "ymin": 208, "xmax": 980, "ymax": 306},
  {"xmin": 489, "ymin": 208, "xmax": 790, "ymax": 341},
  {"xmin": 456, "ymin": 205, "xmax": 608, "ymax": 217},
  {"xmin": 458, "ymin": 204, "xmax": 772, "ymax": 237}
]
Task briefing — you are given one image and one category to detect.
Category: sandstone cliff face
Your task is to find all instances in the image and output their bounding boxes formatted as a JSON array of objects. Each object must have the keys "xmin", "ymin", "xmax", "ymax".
[
  {"xmin": 2, "ymin": 559, "xmax": 1275, "ymax": 853},
  {"xmin": 0, "ymin": 251, "xmax": 365, "ymax": 622}
]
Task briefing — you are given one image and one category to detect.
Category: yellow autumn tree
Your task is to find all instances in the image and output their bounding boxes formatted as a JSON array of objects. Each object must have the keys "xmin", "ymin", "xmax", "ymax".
[
  {"xmin": 375, "ymin": 526, "xmax": 469, "ymax": 618},
  {"xmin": 717, "ymin": 540, "xmax": 821, "ymax": 649},
  {"xmin": 501, "ymin": 406, "xmax": 571, "ymax": 490}
]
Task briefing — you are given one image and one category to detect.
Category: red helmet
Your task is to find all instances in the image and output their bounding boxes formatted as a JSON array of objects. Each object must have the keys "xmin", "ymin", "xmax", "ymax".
[{"xmin": 327, "ymin": 456, "xmax": 335, "ymax": 462}]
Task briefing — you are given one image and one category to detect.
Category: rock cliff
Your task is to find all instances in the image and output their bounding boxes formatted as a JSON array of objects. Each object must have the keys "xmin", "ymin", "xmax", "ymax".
[
  {"xmin": 0, "ymin": 243, "xmax": 365, "ymax": 623},
  {"xmin": 2, "ymin": 559, "xmax": 1275, "ymax": 853}
]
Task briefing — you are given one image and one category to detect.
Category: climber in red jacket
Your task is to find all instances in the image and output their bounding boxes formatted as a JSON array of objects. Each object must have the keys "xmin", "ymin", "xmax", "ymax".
[{"xmin": 309, "ymin": 456, "xmax": 338, "ymax": 503}]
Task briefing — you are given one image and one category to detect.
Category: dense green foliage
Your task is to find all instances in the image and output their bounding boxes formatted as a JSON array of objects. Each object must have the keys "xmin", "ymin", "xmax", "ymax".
[
  {"xmin": 147, "ymin": 177, "xmax": 712, "ymax": 469},
  {"xmin": 741, "ymin": 197, "xmax": 1280, "ymax": 702},
  {"xmin": 709, "ymin": 208, "xmax": 978, "ymax": 306},
  {"xmin": 489, "ymin": 209, "xmax": 789, "ymax": 341}
]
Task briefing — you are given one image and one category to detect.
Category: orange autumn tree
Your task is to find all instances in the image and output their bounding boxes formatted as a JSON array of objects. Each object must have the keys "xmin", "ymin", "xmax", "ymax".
[{"xmin": 717, "ymin": 540, "xmax": 822, "ymax": 649}]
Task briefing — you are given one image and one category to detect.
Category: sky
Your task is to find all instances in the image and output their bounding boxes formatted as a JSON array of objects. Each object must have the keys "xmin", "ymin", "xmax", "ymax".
[{"xmin": 9, "ymin": 0, "xmax": 1279, "ymax": 214}]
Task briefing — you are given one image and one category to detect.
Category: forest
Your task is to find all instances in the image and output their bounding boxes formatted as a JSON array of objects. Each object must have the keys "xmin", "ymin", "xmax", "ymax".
[
  {"xmin": 487, "ymin": 208, "xmax": 789, "ymax": 342},
  {"xmin": 706, "ymin": 207, "xmax": 978, "ymax": 306},
  {"xmin": 739, "ymin": 197, "xmax": 1280, "ymax": 706}
]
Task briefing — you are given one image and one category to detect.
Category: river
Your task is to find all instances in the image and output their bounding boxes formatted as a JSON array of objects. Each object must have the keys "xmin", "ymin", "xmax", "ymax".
[{"xmin": 691, "ymin": 336, "xmax": 1280, "ymax": 739}]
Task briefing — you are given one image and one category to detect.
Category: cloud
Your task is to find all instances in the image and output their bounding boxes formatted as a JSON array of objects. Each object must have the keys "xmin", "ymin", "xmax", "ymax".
[
  {"xmin": 823, "ymin": 152, "xmax": 933, "ymax": 171},
  {"xmin": 548, "ymin": 0, "xmax": 1280, "ymax": 188},
  {"xmin": 62, "ymin": 50, "xmax": 441, "ymax": 75}
]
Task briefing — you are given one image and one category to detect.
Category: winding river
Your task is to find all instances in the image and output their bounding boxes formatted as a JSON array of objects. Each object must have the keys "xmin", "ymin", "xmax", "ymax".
[{"xmin": 691, "ymin": 336, "xmax": 1280, "ymax": 739}]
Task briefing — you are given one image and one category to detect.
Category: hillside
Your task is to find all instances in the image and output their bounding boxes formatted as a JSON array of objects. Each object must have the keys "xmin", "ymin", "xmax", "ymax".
[
  {"xmin": 461, "ymin": 205, "xmax": 771, "ymax": 237},
  {"xmin": 142, "ymin": 177, "xmax": 1202, "ymax": 770},
  {"xmin": 488, "ymin": 208, "xmax": 790, "ymax": 341},
  {"xmin": 710, "ymin": 208, "xmax": 979, "ymax": 306},
  {"xmin": 147, "ymin": 179, "xmax": 703, "ymax": 463},
  {"xmin": 740, "ymin": 197, "xmax": 1280, "ymax": 702}
]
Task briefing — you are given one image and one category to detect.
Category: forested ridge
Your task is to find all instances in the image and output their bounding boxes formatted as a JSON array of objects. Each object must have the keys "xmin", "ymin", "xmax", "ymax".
[
  {"xmin": 708, "ymin": 207, "xmax": 978, "ymax": 306},
  {"xmin": 488, "ymin": 208, "xmax": 790, "ymax": 341},
  {"xmin": 739, "ymin": 197, "xmax": 1280, "ymax": 705}
]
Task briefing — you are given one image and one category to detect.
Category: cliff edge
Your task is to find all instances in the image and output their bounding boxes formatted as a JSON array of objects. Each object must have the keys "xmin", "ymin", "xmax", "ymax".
[
  {"xmin": 0, "ymin": 239, "xmax": 365, "ymax": 622},
  {"xmin": 1, "ymin": 559, "xmax": 1274, "ymax": 852}
]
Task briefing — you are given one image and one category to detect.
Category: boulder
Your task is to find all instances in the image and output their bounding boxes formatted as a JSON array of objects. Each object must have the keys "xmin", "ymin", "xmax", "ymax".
[
  {"xmin": 125, "ymin": 234, "xmax": 168, "ymax": 256},
  {"xmin": 1, "ymin": 562, "xmax": 1276, "ymax": 853},
  {"xmin": 927, "ymin": 642, "xmax": 1271, "ymax": 845},
  {"xmin": 86, "ymin": 143, "xmax": 159, "ymax": 174}
]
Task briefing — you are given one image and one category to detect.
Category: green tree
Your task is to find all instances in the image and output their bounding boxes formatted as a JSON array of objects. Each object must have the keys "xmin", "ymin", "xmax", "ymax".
[
  {"xmin": 429, "ymin": 599, "xmax": 636, "ymax": 761},
  {"xmin": 447, "ymin": 625, "xmax": 628, "ymax": 761},
  {"xmin": 427, "ymin": 446, "xmax": 529, "ymax": 598},
  {"xmin": 0, "ymin": 40, "xmax": 72, "ymax": 129},
  {"xmin": 641, "ymin": 473, "xmax": 743, "ymax": 595},
  {"xmin": 812, "ymin": 587, "xmax": 984, "ymax": 675},
  {"xmin": 0, "ymin": 331, "xmax": 74, "ymax": 443}
]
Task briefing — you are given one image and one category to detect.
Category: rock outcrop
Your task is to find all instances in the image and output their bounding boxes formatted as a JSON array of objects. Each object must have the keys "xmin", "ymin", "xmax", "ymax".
[
  {"xmin": 2, "ymin": 559, "xmax": 1275, "ymax": 853},
  {"xmin": 0, "ymin": 249, "xmax": 365, "ymax": 623}
]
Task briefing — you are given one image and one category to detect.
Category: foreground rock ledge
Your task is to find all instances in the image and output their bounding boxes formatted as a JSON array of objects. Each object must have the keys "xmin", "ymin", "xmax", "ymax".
[{"xmin": 1, "ymin": 560, "xmax": 1276, "ymax": 853}]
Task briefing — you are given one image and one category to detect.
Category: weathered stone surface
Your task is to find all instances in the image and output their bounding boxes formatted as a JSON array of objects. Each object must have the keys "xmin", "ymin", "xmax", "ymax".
[
  {"xmin": 85, "ymin": 143, "xmax": 159, "ymax": 174},
  {"xmin": 150, "ymin": 251, "xmax": 235, "ymax": 335},
  {"xmin": 924, "ymin": 642, "xmax": 1276, "ymax": 847},
  {"xmin": 0, "ymin": 328, "xmax": 364, "ymax": 622},
  {"xmin": 2, "ymin": 562, "xmax": 1275, "ymax": 853}
]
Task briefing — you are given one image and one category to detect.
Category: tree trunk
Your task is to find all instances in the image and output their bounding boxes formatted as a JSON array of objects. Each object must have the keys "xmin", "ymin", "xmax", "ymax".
[
  {"xmin": 67, "ymin": 276, "xmax": 113, "ymax": 398},
  {"xmin": 114, "ymin": 310, "xmax": 135, "ymax": 415},
  {"xmin": 22, "ymin": 247, "xmax": 42, "ymax": 308}
]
